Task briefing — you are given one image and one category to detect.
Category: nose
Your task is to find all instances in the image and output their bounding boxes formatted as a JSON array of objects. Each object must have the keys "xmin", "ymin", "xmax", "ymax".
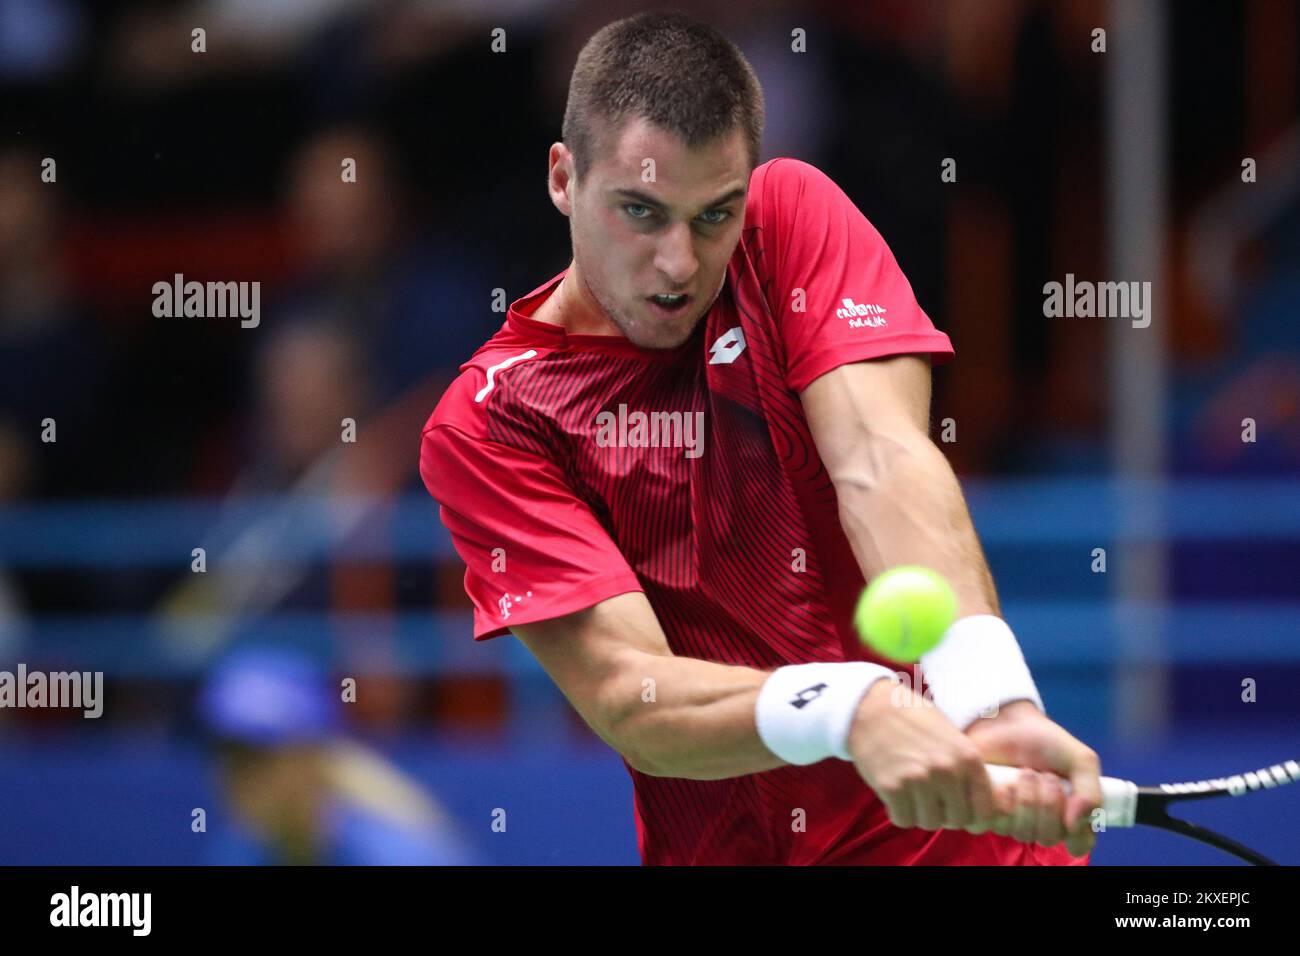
[{"xmin": 652, "ymin": 221, "xmax": 699, "ymax": 287}]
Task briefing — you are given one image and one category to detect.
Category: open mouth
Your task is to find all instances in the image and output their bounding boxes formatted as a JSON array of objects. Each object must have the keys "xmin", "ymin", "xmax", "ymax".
[{"xmin": 646, "ymin": 293, "xmax": 691, "ymax": 315}]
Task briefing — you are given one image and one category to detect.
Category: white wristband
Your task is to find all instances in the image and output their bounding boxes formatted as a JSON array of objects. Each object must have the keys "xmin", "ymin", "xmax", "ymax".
[
  {"xmin": 755, "ymin": 662, "xmax": 897, "ymax": 765},
  {"xmin": 919, "ymin": 615, "xmax": 1044, "ymax": 731}
]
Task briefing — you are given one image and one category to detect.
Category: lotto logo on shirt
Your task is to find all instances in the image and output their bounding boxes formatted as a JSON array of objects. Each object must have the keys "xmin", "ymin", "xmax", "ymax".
[{"xmin": 836, "ymin": 297, "xmax": 889, "ymax": 328}]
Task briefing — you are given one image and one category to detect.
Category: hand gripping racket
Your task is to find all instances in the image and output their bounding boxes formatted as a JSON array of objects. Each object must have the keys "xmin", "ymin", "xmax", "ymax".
[{"xmin": 985, "ymin": 758, "xmax": 1300, "ymax": 865}]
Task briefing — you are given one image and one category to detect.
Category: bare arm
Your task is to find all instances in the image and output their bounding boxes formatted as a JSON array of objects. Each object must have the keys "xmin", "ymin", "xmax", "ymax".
[
  {"xmin": 799, "ymin": 354, "xmax": 1000, "ymax": 619},
  {"xmin": 513, "ymin": 586, "xmax": 989, "ymax": 829},
  {"xmin": 801, "ymin": 354, "xmax": 1102, "ymax": 852},
  {"xmin": 510, "ymin": 591, "xmax": 786, "ymax": 780}
]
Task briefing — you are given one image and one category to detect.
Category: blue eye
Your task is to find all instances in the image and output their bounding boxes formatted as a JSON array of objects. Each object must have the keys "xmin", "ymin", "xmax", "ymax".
[{"xmin": 622, "ymin": 204, "xmax": 730, "ymax": 227}]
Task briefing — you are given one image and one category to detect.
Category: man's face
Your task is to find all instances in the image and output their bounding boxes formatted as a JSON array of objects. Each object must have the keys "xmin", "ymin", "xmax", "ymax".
[{"xmin": 555, "ymin": 116, "xmax": 750, "ymax": 349}]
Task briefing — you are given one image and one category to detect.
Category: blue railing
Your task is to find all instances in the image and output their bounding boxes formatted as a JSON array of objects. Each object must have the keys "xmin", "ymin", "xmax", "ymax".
[
  {"xmin": 2, "ymin": 479, "xmax": 1298, "ymax": 567},
  {"xmin": 1, "ymin": 480, "xmax": 1296, "ymax": 696}
]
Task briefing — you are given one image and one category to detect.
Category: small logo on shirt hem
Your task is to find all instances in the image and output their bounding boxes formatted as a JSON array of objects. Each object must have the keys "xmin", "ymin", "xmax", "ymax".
[{"xmin": 498, "ymin": 590, "xmax": 534, "ymax": 621}]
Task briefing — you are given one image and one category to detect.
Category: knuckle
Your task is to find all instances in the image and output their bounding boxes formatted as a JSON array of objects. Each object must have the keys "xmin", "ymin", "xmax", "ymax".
[
  {"xmin": 898, "ymin": 768, "xmax": 930, "ymax": 790},
  {"xmin": 927, "ymin": 761, "xmax": 957, "ymax": 783}
]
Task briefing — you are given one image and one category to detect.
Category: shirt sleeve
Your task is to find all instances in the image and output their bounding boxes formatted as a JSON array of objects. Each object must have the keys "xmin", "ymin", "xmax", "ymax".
[
  {"xmin": 753, "ymin": 158, "xmax": 954, "ymax": 392},
  {"xmin": 420, "ymin": 423, "xmax": 644, "ymax": 640}
]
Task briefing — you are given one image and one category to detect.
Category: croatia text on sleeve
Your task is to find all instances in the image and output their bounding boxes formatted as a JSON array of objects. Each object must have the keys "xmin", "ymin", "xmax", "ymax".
[{"xmin": 749, "ymin": 157, "xmax": 955, "ymax": 392}]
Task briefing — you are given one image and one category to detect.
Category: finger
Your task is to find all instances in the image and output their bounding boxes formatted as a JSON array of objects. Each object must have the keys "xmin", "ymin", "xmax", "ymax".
[
  {"xmin": 1065, "ymin": 824, "xmax": 1096, "ymax": 858},
  {"xmin": 912, "ymin": 784, "xmax": 945, "ymax": 831},
  {"xmin": 1034, "ymin": 773, "xmax": 1066, "ymax": 847},
  {"xmin": 966, "ymin": 765, "xmax": 996, "ymax": 829},
  {"xmin": 886, "ymin": 791, "xmax": 917, "ymax": 830},
  {"xmin": 1010, "ymin": 770, "xmax": 1040, "ymax": 843},
  {"xmin": 992, "ymin": 778, "xmax": 1017, "ymax": 817},
  {"xmin": 1064, "ymin": 748, "xmax": 1103, "ymax": 830},
  {"xmin": 937, "ymin": 765, "xmax": 972, "ymax": 828},
  {"xmin": 983, "ymin": 778, "xmax": 1017, "ymax": 836},
  {"xmin": 1065, "ymin": 802, "xmax": 1098, "ymax": 857}
]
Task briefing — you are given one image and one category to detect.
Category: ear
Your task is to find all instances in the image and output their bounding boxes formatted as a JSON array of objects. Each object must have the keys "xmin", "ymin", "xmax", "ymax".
[{"xmin": 548, "ymin": 142, "xmax": 575, "ymax": 217}]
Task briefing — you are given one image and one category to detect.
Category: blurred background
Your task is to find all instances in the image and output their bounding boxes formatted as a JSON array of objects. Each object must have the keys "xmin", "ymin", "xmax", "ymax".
[{"xmin": 0, "ymin": 0, "xmax": 1296, "ymax": 865}]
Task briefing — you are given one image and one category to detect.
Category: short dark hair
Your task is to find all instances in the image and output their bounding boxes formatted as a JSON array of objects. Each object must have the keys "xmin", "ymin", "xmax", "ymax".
[{"xmin": 562, "ymin": 11, "xmax": 765, "ymax": 184}]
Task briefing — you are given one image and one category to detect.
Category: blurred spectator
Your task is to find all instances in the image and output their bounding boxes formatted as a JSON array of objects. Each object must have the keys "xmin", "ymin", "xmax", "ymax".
[
  {"xmin": 197, "ymin": 646, "xmax": 477, "ymax": 865},
  {"xmin": 0, "ymin": 419, "xmax": 31, "ymax": 661},
  {"xmin": 1178, "ymin": 262, "xmax": 1300, "ymax": 475},
  {"xmin": 0, "ymin": 146, "xmax": 109, "ymax": 497},
  {"xmin": 153, "ymin": 321, "xmax": 375, "ymax": 655},
  {"xmin": 276, "ymin": 125, "xmax": 494, "ymax": 402},
  {"xmin": 242, "ymin": 320, "xmax": 370, "ymax": 493},
  {"xmin": 153, "ymin": 121, "xmax": 491, "ymax": 647}
]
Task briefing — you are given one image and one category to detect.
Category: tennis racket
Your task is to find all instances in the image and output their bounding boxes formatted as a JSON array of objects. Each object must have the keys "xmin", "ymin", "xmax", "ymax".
[{"xmin": 985, "ymin": 758, "xmax": 1300, "ymax": 865}]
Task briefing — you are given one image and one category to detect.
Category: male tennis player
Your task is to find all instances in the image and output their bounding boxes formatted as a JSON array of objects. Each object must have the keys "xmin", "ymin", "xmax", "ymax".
[{"xmin": 420, "ymin": 11, "xmax": 1101, "ymax": 864}]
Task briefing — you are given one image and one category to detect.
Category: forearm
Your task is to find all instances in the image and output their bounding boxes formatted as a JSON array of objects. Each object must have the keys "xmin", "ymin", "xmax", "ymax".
[
  {"xmin": 604, "ymin": 652, "xmax": 789, "ymax": 780},
  {"xmin": 612, "ymin": 439, "xmax": 999, "ymax": 778},
  {"xmin": 832, "ymin": 429, "xmax": 999, "ymax": 618}
]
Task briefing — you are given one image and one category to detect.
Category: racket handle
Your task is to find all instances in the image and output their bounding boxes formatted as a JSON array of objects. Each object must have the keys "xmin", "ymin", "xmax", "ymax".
[{"xmin": 984, "ymin": 763, "xmax": 1139, "ymax": 828}]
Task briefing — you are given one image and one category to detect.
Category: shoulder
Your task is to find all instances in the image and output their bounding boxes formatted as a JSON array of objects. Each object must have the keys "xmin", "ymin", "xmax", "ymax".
[
  {"xmin": 745, "ymin": 157, "xmax": 843, "ymax": 221},
  {"xmin": 423, "ymin": 330, "xmax": 556, "ymax": 443},
  {"xmin": 419, "ymin": 335, "xmax": 565, "ymax": 501}
]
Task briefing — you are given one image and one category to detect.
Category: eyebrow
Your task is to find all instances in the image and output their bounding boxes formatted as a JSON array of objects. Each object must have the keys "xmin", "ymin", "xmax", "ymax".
[{"xmin": 611, "ymin": 186, "xmax": 746, "ymax": 213}]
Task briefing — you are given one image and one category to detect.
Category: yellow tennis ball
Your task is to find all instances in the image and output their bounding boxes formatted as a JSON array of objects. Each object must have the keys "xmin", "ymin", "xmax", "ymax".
[{"xmin": 854, "ymin": 566, "xmax": 958, "ymax": 662}]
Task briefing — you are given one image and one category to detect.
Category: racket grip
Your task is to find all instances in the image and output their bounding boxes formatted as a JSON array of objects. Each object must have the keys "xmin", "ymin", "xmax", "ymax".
[{"xmin": 983, "ymin": 763, "xmax": 1139, "ymax": 828}]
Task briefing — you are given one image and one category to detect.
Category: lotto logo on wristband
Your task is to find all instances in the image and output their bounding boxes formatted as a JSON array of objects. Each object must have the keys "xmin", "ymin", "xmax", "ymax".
[{"xmin": 789, "ymin": 683, "xmax": 828, "ymax": 709}]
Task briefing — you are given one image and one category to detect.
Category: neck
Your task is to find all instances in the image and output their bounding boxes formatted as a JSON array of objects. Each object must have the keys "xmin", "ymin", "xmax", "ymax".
[{"xmin": 537, "ymin": 262, "xmax": 622, "ymax": 338}]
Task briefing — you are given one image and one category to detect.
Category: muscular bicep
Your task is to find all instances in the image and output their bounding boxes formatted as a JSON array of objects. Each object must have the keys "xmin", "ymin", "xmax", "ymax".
[
  {"xmin": 798, "ymin": 353, "xmax": 999, "ymax": 616},
  {"xmin": 510, "ymin": 591, "xmax": 673, "ymax": 752},
  {"xmin": 799, "ymin": 354, "xmax": 934, "ymax": 480}
]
